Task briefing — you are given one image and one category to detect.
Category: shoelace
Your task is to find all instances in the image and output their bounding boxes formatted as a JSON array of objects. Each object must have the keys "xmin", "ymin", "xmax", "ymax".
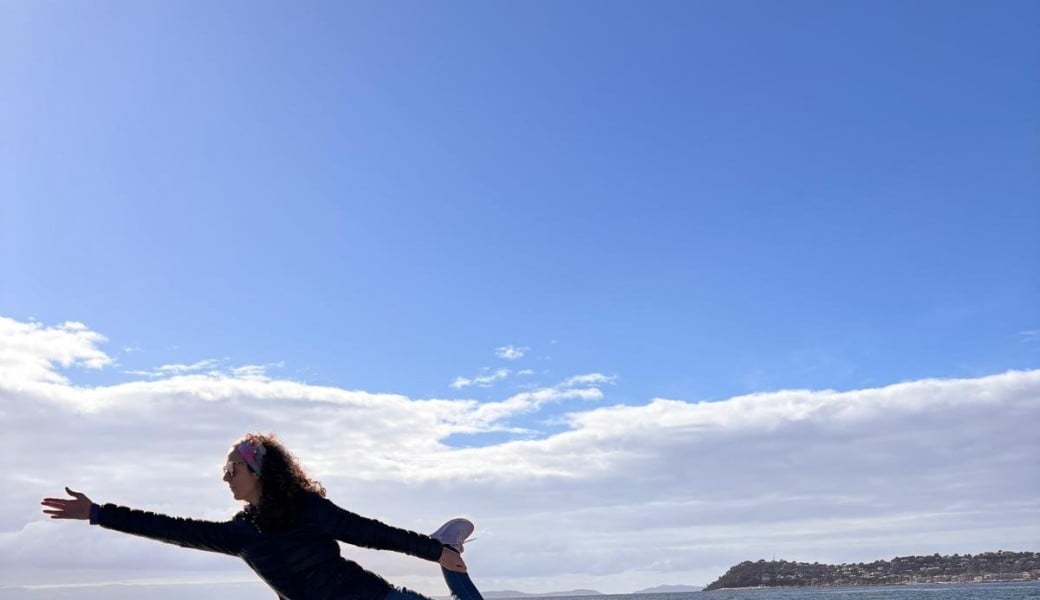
[{"xmin": 448, "ymin": 536, "xmax": 477, "ymax": 553}]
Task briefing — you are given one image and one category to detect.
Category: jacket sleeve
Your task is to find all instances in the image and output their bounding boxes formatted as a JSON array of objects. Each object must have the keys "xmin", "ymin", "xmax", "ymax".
[
  {"xmin": 312, "ymin": 497, "xmax": 444, "ymax": 561},
  {"xmin": 93, "ymin": 503, "xmax": 249, "ymax": 556}
]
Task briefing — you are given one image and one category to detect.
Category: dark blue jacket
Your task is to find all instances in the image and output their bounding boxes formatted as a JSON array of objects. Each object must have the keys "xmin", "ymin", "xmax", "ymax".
[{"xmin": 91, "ymin": 493, "xmax": 444, "ymax": 600}]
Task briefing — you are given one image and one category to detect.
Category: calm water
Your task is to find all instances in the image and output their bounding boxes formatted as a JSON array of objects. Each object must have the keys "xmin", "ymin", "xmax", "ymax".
[
  {"xmin": 3, "ymin": 582, "xmax": 1038, "ymax": 600},
  {"xmin": 541, "ymin": 584, "xmax": 1040, "ymax": 600}
]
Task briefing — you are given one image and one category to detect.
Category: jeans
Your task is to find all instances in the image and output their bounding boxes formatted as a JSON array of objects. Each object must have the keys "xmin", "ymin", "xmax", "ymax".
[{"xmin": 384, "ymin": 568, "xmax": 484, "ymax": 600}]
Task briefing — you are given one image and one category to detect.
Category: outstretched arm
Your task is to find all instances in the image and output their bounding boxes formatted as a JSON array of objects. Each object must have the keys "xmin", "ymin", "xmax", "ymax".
[
  {"xmin": 42, "ymin": 487, "xmax": 249, "ymax": 556},
  {"xmin": 313, "ymin": 496, "xmax": 466, "ymax": 571}
]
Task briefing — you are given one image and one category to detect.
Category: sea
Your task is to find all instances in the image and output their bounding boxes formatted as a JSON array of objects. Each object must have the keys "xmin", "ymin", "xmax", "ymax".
[
  {"xmin": 2, "ymin": 582, "xmax": 1037, "ymax": 600},
  {"xmin": 544, "ymin": 584, "xmax": 1040, "ymax": 600}
]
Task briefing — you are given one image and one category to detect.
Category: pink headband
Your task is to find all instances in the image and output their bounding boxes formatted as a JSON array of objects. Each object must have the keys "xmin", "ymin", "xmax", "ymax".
[{"xmin": 234, "ymin": 438, "xmax": 266, "ymax": 474}]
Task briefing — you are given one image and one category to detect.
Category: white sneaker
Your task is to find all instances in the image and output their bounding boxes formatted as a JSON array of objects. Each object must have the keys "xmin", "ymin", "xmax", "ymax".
[{"xmin": 430, "ymin": 517, "xmax": 475, "ymax": 553}]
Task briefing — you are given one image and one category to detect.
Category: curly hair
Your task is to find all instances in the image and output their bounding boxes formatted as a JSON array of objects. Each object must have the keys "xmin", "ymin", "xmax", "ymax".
[{"xmin": 235, "ymin": 432, "xmax": 326, "ymax": 531}]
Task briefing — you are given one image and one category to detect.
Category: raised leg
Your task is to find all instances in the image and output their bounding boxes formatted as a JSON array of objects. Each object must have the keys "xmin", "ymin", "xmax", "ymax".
[
  {"xmin": 384, "ymin": 586, "xmax": 436, "ymax": 600},
  {"xmin": 383, "ymin": 569, "xmax": 484, "ymax": 600},
  {"xmin": 441, "ymin": 567, "xmax": 485, "ymax": 600}
]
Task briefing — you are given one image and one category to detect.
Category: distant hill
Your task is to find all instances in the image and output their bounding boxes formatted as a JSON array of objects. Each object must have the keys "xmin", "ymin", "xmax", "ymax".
[
  {"xmin": 482, "ymin": 590, "xmax": 603, "ymax": 599},
  {"xmin": 633, "ymin": 585, "xmax": 703, "ymax": 593},
  {"xmin": 480, "ymin": 585, "xmax": 706, "ymax": 598},
  {"xmin": 704, "ymin": 550, "xmax": 1040, "ymax": 590}
]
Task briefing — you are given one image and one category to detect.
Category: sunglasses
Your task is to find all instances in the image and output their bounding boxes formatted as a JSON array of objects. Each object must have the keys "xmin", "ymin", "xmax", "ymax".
[{"xmin": 223, "ymin": 460, "xmax": 247, "ymax": 478}]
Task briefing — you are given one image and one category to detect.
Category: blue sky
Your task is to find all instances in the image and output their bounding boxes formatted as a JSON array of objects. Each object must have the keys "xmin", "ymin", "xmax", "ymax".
[
  {"xmin": 2, "ymin": 1, "xmax": 1038, "ymax": 596},
  {"xmin": 5, "ymin": 0, "xmax": 1037, "ymax": 405}
]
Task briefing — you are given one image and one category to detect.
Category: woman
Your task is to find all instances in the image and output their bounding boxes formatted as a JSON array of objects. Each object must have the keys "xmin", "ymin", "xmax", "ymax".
[{"xmin": 41, "ymin": 433, "xmax": 485, "ymax": 600}]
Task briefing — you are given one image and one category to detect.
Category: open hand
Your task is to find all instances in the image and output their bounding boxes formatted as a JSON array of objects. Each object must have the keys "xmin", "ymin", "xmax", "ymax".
[
  {"xmin": 438, "ymin": 547, "xmax": 467, "ymax": 572},
  {"xmin": 41, "ymin": 487, "xmax": 93, "ymax": 520}
]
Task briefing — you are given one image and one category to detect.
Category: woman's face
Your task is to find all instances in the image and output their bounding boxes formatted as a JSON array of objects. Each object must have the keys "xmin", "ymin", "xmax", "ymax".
[{"xmin": 223, "ymin": 450, "xmax": 261, "ymax": 504}]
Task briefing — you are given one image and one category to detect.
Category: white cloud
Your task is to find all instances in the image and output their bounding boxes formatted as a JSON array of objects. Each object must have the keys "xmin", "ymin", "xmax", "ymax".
[
  {"xmin": 154, "ymin": 359, "xmax": 221, "ymax": 375},
  {"xmin": 122, "ymin": 359, "xmax": 221, "ymax": 378},
  {"xmin": 495, "ymin": 346, "xmax": 528, "ymax": 360},
  {"xmin": 1019, "ymin": 329, "xmax": 1040, "ymax": 343},
  {"xmin": 124, "ymin": 361, "xmax": 288, "ymax": 380},
  {"xmin": 230, "ymin": 362, "xmax": 284, "ymax": 380},
  {"xmin": 0, "ymin": 317, "xmax": 113, "ymax": 385},
  {"xmin": 2, "ymin": 316, "xmax": 1038, "ymax": 597},
  {"xmin": 451, "ymin": 368, "xmax": 511, "ymax": 389},
  {"xmin": 560, "ymin": 373, "xmax": 616, "ymax": 388}
]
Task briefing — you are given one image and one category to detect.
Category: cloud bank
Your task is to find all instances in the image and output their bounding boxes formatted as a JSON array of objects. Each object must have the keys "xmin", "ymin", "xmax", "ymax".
[{"xmin": 1, "ymin": 316, "xmax": 1037, "ymax": 596}]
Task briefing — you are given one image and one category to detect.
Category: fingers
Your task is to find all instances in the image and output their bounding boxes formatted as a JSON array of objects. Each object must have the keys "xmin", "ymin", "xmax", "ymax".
[
  {"xmin": 41, "ymin": 499, "xmax": 70, "ymax": 517},
  {"xmin": 41, "ymin": 490, "xmax": 90, "ymax": 520},
  {"xmin": 439, "ymin": 550, "xmax": 467, "ymax": 572},
  {"xmin": 41, "ymin": 496, "xmax": 81, "ymax": 506},
  {"xmin": 40, "ymin": 506, "xmax": 71, "ymax": 518},
  {"xmin": 42, "ymin": 488, "xmax": 84, "ymax": 504}
]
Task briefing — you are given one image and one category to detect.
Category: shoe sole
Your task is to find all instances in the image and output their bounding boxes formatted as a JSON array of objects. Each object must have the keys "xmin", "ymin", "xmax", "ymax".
[{"xmin": 431, "ymin": 517, "xmax": 475, "ymax": 552}]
